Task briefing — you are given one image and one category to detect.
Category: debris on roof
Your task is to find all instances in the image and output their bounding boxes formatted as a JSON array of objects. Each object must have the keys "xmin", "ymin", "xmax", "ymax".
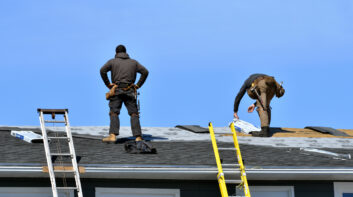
[
  {"xmin": 300, "ymin": 148, "xmax": 351, "ymax": 160},
  {"xmin": 233, "ymin": 119, "xmax": 260, "ymax": 134},
  {"xmin": 305, "ymin": 126, "xmax": 350, "ymax": 137},
  {"xmin": 175, "ymin": 125, "xmax": 209, "ymax": 133},
  {"xmin": 10, "ymin": 130, "xmax": 43, "ymax": 143},
  {"xmin": 233, "ymin": 127, "xmax": 353, "ymax": 138}
]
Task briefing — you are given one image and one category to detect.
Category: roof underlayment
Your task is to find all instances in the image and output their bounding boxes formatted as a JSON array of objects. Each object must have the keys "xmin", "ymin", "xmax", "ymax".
[{"xmin": 1, "ymin": 126, "xmax": 352, "ymax": 149}]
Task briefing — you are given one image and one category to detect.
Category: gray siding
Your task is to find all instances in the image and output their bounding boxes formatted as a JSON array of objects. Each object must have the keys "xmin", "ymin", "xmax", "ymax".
[{"xmin": 0, "ymin": 178, "xmax": 338, "ymax": 197}]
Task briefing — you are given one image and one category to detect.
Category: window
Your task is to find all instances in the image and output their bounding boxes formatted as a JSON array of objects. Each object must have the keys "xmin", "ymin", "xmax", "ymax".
[
  {"xmin": 249, "ymin": 186, "xmax": 295, "ymax": 197},
  {"xmin": 334, "ymin": 182, "xmax": 353, "ymax": 197},
  {"xmin": 0, "ymin": 187, "xmax": 73, "ymax": 197},
  {"xmin": 96, "ymin": 188, "xmax": 180, "ymax": 197}
]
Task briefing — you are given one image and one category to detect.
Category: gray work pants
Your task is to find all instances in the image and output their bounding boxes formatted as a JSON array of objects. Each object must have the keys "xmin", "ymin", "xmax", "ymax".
[{"xmin": 108, "ymin": 89, "xmax": 142, "ymax": 137}]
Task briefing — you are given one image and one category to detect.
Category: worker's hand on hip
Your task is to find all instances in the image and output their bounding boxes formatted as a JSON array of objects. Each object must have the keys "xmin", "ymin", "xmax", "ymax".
[
  {"xmin": 234, "ymin": 112, "xmax": 239, "ymax": 119},
  {"xmin": 248, "ymin": 104, "xmax": 255, "ymax": 113},
  {"xmin": 108, "ymin": 83, "xmax": 115, "ymax": 89}
]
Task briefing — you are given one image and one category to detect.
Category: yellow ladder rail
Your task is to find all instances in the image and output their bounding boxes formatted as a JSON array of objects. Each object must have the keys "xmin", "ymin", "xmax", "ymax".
[
  {"xmin": 208, "ymin": 122, "xmax": 251, "ymax": 197},
  {"xmin": 230, "ymin": 122, "xmax": 251, "ymax": 197},
  {"xmin": 208, "ymin": 122, "xmax": 229, "ymax": 197}
]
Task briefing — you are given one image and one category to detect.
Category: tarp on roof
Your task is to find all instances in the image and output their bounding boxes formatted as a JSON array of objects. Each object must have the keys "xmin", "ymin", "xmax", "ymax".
[{"xmin": 305, "ymin": 126, "xmax": 350, "ymax": 137}]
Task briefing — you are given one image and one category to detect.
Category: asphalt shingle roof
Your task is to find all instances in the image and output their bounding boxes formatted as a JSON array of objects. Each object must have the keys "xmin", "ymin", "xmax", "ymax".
[{"xmin": 1, "ymin": 129, "xmax": 353, "ymax": 167}]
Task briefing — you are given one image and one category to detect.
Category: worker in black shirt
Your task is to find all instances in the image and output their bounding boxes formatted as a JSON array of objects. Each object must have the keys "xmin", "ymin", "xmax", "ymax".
[
  {"xmin": 233, "ymin": 74, "xmax": 285, "ymax": 137},
  {"xmin": 100, "ymin": 45, "xmax": 149, "ymax": 142}
]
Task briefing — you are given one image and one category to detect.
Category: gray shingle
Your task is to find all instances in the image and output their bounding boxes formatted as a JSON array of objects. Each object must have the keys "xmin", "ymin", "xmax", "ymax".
[{"xmin": 1, "ymin": 130, "xmax": 353, "ymax": 167}]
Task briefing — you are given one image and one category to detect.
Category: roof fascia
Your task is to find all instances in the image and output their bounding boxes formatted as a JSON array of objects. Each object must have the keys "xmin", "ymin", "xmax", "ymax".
[{"xmin": 1, "ymin": 166, "xmax": 353, "ymax": 181}]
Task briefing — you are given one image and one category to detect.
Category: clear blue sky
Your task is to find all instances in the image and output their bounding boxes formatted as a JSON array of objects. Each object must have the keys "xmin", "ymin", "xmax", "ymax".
[{"xmin": 0, "ymin": 0, "xmax": 352, "ymax": 129}]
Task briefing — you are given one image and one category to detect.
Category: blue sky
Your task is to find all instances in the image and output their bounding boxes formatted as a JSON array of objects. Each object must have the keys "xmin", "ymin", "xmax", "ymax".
[{"xmin": 0, "ymin": 0, "xmax": 352, "ymax": 129}]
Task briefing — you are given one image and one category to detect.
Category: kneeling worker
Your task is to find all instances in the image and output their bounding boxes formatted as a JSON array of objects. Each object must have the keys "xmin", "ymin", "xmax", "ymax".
[
  {"xmin": 233, "ymin": 74, "xmax": 285, "ymax": 137},
  {"xmin": 100, "ymin": 45, "xmax": 149, "ymax": 142}
]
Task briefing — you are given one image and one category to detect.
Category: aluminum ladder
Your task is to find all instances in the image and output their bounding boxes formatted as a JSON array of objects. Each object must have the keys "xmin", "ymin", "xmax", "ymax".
[
  {"xmin": 208, "ymin": 122, "xmax": 251, "ymax": 197},
  {"xmin": 38, "ymin": 108, "xmax": 83, "ymax": 197}
]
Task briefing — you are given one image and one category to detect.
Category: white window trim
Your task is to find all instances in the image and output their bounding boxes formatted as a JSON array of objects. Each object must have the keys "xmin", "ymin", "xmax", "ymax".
[
  {"xmin": 0, "ymin": 187, "xmax": 74, "ymax": 197},
  {"xmin": 334, "ymin": 182, "xmax": 353, "ymax": 197},
  {"xmin": 250, "ymin": 186, "xmax": 295, "ymax": 197},
  {"xmin": 96, "ymin": 187, "xmax": 180, "ymax": 197}
]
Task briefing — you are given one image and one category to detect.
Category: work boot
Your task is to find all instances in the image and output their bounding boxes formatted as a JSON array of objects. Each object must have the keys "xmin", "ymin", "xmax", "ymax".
[
  {"xmin": 102, "ymin": 134, "xmax": 116, "ymax": 142},
  {"xmin": 251, "ymin": 127, "xmax": 270, "ymax": 137},
  {"xmin": 135, "ymin": 135, "xmax": 143, "ymax": 142}
]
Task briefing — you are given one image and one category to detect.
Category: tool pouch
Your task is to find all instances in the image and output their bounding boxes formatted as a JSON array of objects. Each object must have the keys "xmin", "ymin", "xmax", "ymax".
[
  {"xmin": 105, "ymin": 84, "xmax": 118, "ymax": 100},
  {"xmin": 276, "ymin": 85, "xmax": 285, "ymax": 98}
]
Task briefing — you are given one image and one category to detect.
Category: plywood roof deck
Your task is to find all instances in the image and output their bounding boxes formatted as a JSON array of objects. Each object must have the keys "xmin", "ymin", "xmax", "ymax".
[{"xmin": 234, "ymin": 128, "xmax": 353, "ymax": 138}]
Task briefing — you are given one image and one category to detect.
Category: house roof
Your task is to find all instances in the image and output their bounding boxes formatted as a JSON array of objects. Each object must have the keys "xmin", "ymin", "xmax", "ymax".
[{"xmin": 1, "ymin": 126, "xmax": 353, "ymax": 180}]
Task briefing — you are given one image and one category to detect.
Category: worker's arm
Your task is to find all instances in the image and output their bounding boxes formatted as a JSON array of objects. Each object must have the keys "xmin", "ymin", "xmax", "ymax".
[
  {"xmin": 100, "ymin": 60, "xmax": 113, "ymax": 88},
  {"xmin": 135, "ymin": 61, "xmax": 149, "ymax": 88},
  {"xmin": 235, "ymin": 97, "xmax": 255, "ymax": 118},
  {"xmin": 233, "ymin": 82, "xmax": 247, "ymax": 114}
]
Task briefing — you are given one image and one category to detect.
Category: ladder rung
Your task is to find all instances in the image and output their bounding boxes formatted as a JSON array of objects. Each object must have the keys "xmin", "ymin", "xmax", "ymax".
[
  {"xmin": 216, "ymin": 132, "xmax": 233, "ymax": 135},
  {"xmin": 222, "ymin": 164, "xmax": 240, "ymax": 167},
  {"xmin": 56, "ymin": 187, "xmax": 77, "ymax": 190},
  {"xmin": 229, "ymin": 196, "xmax": 246, "ymax": 197},
  {"xmin": 51, "ymin": 153, "xmax": 72, "ymax": 157},
  {"xmin": 219, "ymin": 147, "xmax": 237, "ymax": 151},
  {"xmin": 48, "ymin": 137, "xmax": 70, "ymax": 140},
  {"xmin": 225, "ymin": 179, "xmax": 242, "ymax": 184},
  {"xmin": 54, "ymin": 169, "xmax": 75, "ymax": 173},
  {"xmin": 44, "ymin": 120, "xmax": 66, "ymax": 123}
]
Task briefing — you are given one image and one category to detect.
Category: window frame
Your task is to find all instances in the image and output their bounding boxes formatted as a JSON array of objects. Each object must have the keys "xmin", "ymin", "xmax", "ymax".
[
  {"xmin": 249, "ymin": 186, "xmax": 295, "ymax": 197},
  {"xmin": 334, "ymin": 182, "xmax": 353, "ymax": 197}
]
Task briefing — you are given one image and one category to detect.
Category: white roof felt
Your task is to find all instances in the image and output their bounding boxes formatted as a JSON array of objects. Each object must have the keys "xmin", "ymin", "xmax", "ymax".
[{"xmin": 4, "ymin": 126, "xmax": 353, "ymax": 149}]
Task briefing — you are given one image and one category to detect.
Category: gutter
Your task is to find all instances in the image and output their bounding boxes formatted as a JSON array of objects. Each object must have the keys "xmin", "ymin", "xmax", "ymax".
[{"xmin": 1, "ymin": 165, "xmax": 353, "ymax": 181}]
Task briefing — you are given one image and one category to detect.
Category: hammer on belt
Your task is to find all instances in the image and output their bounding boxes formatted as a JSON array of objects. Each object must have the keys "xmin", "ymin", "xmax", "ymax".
[
  {"xmin": 250, "ymin": 84, "xmax": 267, "ymax": 111},
  {"xmin": 106, "ymin": 84, "xmax": 118, "ymax": 100}
]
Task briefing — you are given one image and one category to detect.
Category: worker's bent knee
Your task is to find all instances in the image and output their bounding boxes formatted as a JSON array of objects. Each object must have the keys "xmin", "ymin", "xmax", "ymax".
[
  {"xmin": 130, "ymin": 113, "xmax": 140, "ymax": 117},
  {"xmin": 109, "ymin": 111, "xmax": 119, "ymax": 117}
]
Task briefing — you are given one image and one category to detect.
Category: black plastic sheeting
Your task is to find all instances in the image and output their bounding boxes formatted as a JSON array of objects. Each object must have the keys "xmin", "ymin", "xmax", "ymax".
[
  {"xmin": 175, "ymin": 125, "xmax": 209, "ymax": 133},
  {"xmin": 305, "ymin": 126, "xmax": 350, "ymax": 137}
]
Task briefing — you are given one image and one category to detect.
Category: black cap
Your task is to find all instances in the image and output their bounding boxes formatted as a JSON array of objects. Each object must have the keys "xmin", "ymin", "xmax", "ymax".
[{"xmin": 116, "ymin": 45, "xmax": 126, "ymax": 53}]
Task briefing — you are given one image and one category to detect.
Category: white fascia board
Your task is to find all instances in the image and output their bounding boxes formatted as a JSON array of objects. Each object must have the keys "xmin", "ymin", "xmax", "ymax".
[{"xmin": 1, "ymin": 166, "xmax": 353, "ymax": 181}]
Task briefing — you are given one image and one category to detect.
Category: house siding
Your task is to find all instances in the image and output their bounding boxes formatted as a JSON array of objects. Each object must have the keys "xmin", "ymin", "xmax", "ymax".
[{"xmin": 0, "ymin": 178, "xmax": 337, "ymax": 197}]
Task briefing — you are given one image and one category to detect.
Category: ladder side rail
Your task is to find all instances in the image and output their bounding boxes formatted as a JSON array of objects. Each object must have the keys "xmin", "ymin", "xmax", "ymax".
[
  {"xmin": 230, "ymin": 122, "xmax": 251, "ymax": 197},
  {"xmin": 39, "ymin": 111, "xmax": 59, "ymax": 197},
  {"xmin": 209, "ymin": 122, "xmax": 229, "ymax": 197},
  {"xmin": 64, "ymin": 111, "xmax": 83, "ymax": 197}
]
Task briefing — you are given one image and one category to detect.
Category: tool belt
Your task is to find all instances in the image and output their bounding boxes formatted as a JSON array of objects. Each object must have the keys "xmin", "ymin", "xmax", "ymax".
[
  {"xmin": 250, "ymin": 83, "xmax": 267, "ymax": 111},
  {"xmin": 105, "ymin": 82, "xmax": 137, "ymax": 100},
  {"xmin": 116, "ymin": 82, "xmax": 131, "ymax": 89}
]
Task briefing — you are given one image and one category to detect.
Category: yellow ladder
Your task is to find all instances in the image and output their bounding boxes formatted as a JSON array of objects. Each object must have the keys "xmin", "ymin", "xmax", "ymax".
[{"xmin": 208, "ymin": 122, "xmax": 251, "ymax": 197}]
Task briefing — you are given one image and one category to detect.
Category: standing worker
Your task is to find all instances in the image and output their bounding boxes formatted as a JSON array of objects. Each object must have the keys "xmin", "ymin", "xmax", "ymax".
[
  {"xmin": 100, "ymin": 45, "xmax": 149, "ymax": 142},
  {"xmin": 233, "ymin": 74, "xmax": 285, "ymax": 137}
]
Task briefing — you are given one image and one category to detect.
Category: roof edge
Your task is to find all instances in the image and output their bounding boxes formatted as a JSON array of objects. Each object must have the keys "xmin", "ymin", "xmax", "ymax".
[{"xmin": 1, "ymin": 166, "xmax": 353, "ymax": 181}]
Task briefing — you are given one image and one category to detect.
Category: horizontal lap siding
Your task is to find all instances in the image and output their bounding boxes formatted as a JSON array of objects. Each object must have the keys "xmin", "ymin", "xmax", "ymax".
[{"xmin": 0, "ymin": 178, "xmax": 336, "ymax": 197}]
